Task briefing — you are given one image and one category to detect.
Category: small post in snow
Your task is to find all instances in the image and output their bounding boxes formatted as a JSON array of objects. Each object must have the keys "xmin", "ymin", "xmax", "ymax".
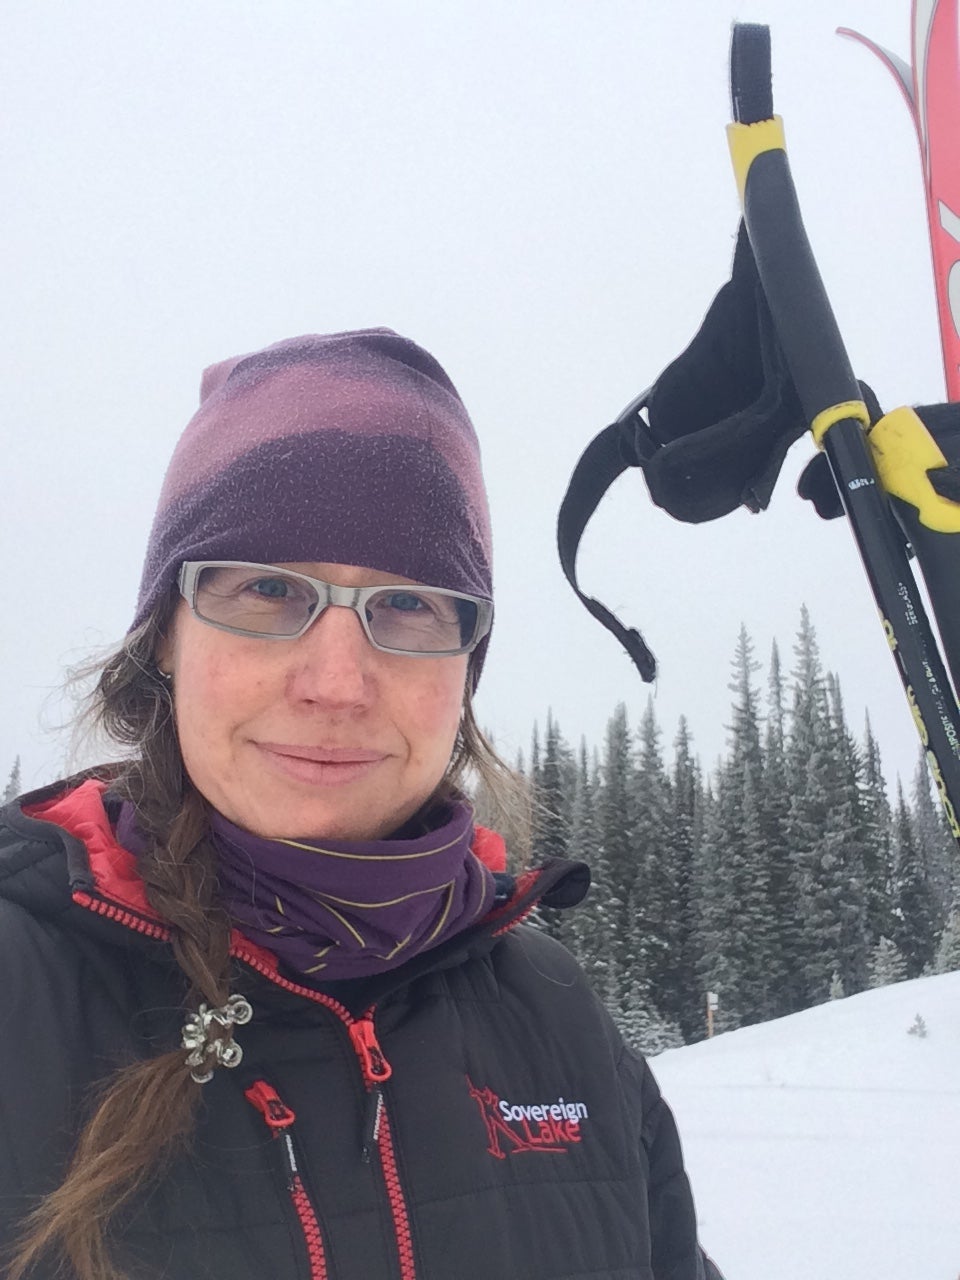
[{"xmin": 706, "ymin": 991, "xmax": 719, "ymax": 1039}]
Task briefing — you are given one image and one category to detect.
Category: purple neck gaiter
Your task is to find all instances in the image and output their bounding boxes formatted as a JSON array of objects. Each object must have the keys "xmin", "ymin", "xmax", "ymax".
[{"xmin": 117, "ymin": 798, "xmax": 496, "ymax": 981}]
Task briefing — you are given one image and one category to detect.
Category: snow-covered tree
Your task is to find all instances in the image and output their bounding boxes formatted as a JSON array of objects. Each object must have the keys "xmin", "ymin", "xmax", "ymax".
[
  {"xmin": 693, "ymin": 627, "xmax": 775, "ymax": 1030},
  {"xmin": 891, "ymin": 781, "xmax": 937, "ymax": 978},
  {"xmin": 763, "ymin": 641, "xmax": 803, "ymax": 1018},
  {"xmin": 786, "ymin": 614, "xmax": 869, "ymax": 1003},
  {"xmin": 567, "ymin": 742, "xmax": 615, "ymax": 999},
  {"xmin": 861, "ymin": 714, "xmax": 894, "ymax": 946},
  {"xmin": 694, "ymin": 774, "xmax": 741, "ymax": 1034},
  {"xmin": 626, "ymin": 698, "xmax": 675, "ymax": 1022},
  {"xmin": 3, "ymin": 756, "xmax": 21, "ymax": 804},
  {"xmin": 868, "ymin": 935, "xmax": 908, "ymax": 988},
  {"xmin": 596, "ymin": 703, "xmax": 638, "ymax": 1014},
  {"xmin": 613, "ymin": 964, "xmax": 685, "ymax": 1056},
  {"xmin": 819, "ymin": 674, "xmax": 870, "ymax": 996},
  {"xmin": 530, "ymin": 713, "xmax": 578, "ymax": 944},
  {"xmin": 933, "ymin": 901, "xmax": 960, "ymax": 974},
  {"xmin": 911, "ymin": 748, "xmax": 957, "ymax": 934},
  {"xmin": 500, "ymin": 602, "xmax": 928, "ymax": 1031},
  {"xmin": 667, "ymin": 716, "xmax": 704, "ymax": 1042},
  {"xmin": 785, "ymin": 605, "xmax": 833, "ymax": 1005}
]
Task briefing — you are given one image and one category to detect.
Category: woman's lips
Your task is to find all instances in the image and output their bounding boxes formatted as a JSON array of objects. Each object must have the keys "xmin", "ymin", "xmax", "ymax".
[{"xmin": 254, "ymin": 743, "xmax": 388, "ymax": 786}]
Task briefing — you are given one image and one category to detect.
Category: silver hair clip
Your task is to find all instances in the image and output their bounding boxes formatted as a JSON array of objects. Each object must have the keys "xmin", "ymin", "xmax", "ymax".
[{"xmin": 181, "ymin": 994, "xmax": 253, "ymax": 1084}]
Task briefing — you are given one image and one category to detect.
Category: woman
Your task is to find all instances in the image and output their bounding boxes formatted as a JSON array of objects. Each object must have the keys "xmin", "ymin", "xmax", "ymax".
[{"xmin": 0, "ymin": 330, "xmax": 722, "ymax": 1280}]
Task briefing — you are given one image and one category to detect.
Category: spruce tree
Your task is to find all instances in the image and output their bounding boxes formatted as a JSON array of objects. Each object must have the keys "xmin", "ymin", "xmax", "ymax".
[
  {"xmin": 531, "ymin": 712, "xmax": 577, "ymax": 943},
  {"xmin": 911, "ymin": 748, "xmax": 956, "ymax": 936},
  {"xmin": 694, "ymin": 627, "xmax": 773, "ymax": 1030},
  {"xmin": 614, "ymin": 964, "xmax": 684, "ymax": 1056},
  {"xmin": 567, "ymin": 740, "xmax": 614, "ymax": 999},
  {"xmin": 626, "ymin": 699, "xmax": 675, "ymax": 1025},
  {"xmin": 529, "ymin": 712, "xmax": 569, "ymax": 864},
  {"xmin": 3, "ymin": 757, "xmax": 21, "ymax": 804},
  {"xmin": 891, "ymin": 781, "xmax": 937, "ymax": 978},
  {"xmin": 693, "ymin": 771, "xmax": 741, "ymax": 1034},
  {"xmin": 934, "ymin": 901, "xmax": 960, "ymax": 974},
  {"xmin": 725, "ymin": 626, "xmax": 775, "ymax": 1024},
  {"xmin": 785, "ymin": 605, "xmax": 831, "ymax": 1005},
  {"xmin": 868, "ymin": 935, "xmax": 908, "ymax": 987},
  {"xmin": 529, "ymin": 723, "xmax": 542, "ymax": 793},
  {"xmin": 786, "ymin": 611, "xmax": 869, "ymax": 1003},
  {"xmin": 819, "ymin": 674, "xmax": 870, "ymax": 996},
  {"xmin": 861, "ymin": 714, "xmax": 895, "ymax": 947},
  {"xmin": 669, "ymin": 716, "xmax": 704, "ymax": 1042},
  {"xmin": 596, "ymin": 704, "xmax": 638, "ymax": 1017},
  {"xmin": 763, "ymin": 641, "xmax": 804, "ymax": 1017}
]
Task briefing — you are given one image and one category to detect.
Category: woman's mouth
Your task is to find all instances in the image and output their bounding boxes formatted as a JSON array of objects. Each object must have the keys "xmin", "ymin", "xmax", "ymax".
[{"xmin": 254, "ymin": 743, "xmax": 388, "ymax": 786}]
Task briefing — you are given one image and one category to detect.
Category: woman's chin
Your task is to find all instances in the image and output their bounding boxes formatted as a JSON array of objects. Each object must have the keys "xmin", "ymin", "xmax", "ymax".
[{"xmin": 221, "ymin": 780, "xmax": 409, "ymax": 843}]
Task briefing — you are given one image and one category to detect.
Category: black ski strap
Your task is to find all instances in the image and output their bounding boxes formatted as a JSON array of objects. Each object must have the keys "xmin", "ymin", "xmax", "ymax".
[
  {"xmin": 557, "ymin": 222, "xmax": 806, "ymax": 685},
  {"xmin": 730, "ymin": 23, "xmax": 773, "ymax": 125},
  {"xmin": 556, "ymin": 407, "xmax": 659, "ymax": 682}
]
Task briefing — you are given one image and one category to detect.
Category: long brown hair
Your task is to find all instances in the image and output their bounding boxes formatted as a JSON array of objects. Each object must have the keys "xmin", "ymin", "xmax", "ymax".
[{"xmin": 7, "ymin": 602, "xmax": 525, "ymax": 1280}]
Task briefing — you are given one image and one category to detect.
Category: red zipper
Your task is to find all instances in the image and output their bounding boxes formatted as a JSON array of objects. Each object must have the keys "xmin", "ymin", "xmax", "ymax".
[
  {"xmin": 235, "ymin": 976, "xmax": 414, "ymax": 1278},
  {"xmin": 348, "ymin": 1015, "xmax": 392, "ymax": 1085},
  {"xmin": 74, "ymin": 878, "xmax": 546, "ymax": 1280},
  {"xmin": 73, "ymin": 892, "xmax": 418, "ymax": 1277},
  {"xmin": 376, "ymin": 1105, "xmax": 416, "ymax": 1280},
  {"xmin": 245, "ymin": 1081, "xmax": 328, "ymax": 1280},
  {"xmin": 72, "ymin": 890, "xmax": 170, "ymax": 939}
]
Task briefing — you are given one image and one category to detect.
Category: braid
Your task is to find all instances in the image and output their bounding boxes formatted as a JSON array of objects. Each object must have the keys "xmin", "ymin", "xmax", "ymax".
[{"xmin": 6, "ymin": 613, "xmax": 237, "ymax": 1280}]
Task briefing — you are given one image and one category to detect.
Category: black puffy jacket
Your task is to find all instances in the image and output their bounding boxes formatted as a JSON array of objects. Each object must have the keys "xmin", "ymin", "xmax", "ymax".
[{"xmin": 0, "ymin": 780, "xmax": 723, "ymax": 1280}]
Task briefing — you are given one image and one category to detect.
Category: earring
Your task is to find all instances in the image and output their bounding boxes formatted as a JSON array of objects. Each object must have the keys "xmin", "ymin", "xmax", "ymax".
[{"xmin": 156, "ymin": 668, "xmax": 173, "ymax": 683}]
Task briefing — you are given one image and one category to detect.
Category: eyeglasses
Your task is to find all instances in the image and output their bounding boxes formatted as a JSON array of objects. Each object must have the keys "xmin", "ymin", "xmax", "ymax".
[{"xmin": 178, "ymin": 561, "xmax": 493, "ymax": 657}]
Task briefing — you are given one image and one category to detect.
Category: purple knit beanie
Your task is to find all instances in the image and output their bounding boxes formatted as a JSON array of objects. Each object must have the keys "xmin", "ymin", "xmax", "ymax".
[{"xmin": 134, "ymin": 330, "xmax": 493, "ymax": 676}]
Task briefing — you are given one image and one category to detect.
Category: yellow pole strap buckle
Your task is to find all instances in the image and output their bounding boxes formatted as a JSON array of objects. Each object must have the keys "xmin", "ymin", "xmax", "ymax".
[
  {"xmin": 869, "ymin": 405, "xmax": 960, "ymax": 532},
  {"xmin": 726, "ymin": 116, "xmax": 786, "ymax": 207},
  {"xmin": 810, "ymin": 400, "xmax": 871, "ymax": 448}
]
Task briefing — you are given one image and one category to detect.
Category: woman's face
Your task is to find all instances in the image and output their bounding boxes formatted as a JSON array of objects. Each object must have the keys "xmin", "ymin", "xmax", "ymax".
[{"xmin": 158, "ymin": 562, "xmax": 469, "ymax": 840}]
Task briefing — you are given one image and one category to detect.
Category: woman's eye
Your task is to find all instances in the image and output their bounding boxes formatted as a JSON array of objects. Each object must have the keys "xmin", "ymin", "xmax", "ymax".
[
  {"xmin": 247, "ymin": 577, "xmax": 290, "ymax": 600},
  {"xmin": 384, "ymin": 591, "xmax": 428, "ymax": 613}
]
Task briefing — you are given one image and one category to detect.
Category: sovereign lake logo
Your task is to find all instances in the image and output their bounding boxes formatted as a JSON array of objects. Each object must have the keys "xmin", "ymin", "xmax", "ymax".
[{"xmin": 466, "ymin": 1076, "xmax": 589, "ymax": 1158}]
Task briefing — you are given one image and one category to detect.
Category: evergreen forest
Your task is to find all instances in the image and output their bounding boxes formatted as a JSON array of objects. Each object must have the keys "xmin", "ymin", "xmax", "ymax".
[{"xmin": 475, "ymin": 607, "xmax": 960, "ymax": 1053}]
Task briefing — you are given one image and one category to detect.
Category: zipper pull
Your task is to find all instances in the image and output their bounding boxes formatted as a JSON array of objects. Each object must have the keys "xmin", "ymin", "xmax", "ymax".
[
  {"xmin": 245, "ymin": 1081, "xmax": 299, "ymax": 1190},
  {"xmin": 245, "ymin": 1080, "xmax": 297, "ymax": 1129},
  {"xmin": 361, "ymin": 1088, "xmax": 384, "ymax": 1163},
  {"xmin": 349, "ymin": 1016, "xmax": 393, "ymax": 1085},
  {"xmin": 278, "ymin": 1131, "xmax": 300, "ymax": 1190}
]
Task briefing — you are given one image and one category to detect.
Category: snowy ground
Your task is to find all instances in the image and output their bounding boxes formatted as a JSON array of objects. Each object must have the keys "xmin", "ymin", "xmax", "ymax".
[{"xmin": 652, "ymin": 971, "xmax": 960, "ymax": 1280}]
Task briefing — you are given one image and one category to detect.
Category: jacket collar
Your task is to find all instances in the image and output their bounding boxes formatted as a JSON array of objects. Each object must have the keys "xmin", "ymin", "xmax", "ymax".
[{"xmin": 5, "ymin": 777, "xmax": 590, "ymax": 998}]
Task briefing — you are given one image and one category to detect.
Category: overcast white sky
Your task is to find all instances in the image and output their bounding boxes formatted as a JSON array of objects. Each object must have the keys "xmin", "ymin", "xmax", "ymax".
[{"xmin": 1, "ymin": 0, "xmax": 949, "ymax": 796}]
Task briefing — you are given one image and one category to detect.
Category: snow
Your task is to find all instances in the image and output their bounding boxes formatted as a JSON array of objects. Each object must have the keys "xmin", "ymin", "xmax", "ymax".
[{"xmin": 652, "ymin": 971, "xmax": 960, "ymax": 1280}]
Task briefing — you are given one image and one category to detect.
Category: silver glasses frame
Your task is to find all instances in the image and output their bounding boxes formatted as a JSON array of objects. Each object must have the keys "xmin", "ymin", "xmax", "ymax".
[{"xmin": 177, "ymin": 561, "xmax": 493, "ymax": 657}]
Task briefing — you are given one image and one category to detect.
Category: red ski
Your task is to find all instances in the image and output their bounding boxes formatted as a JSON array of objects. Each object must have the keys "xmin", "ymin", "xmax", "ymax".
[{"xmin": 840, "ymin": 1, "xmax": 960, "ymax": 399}]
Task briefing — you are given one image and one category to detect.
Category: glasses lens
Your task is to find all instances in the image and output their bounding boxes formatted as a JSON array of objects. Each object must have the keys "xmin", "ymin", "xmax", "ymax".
[
  {"xmin": 193, "ymin": 565, "xmax": 318, "ymax": 636},
  {"xmin": 365, "ymin": 588, "xmax": 479, "ymax": 653}
]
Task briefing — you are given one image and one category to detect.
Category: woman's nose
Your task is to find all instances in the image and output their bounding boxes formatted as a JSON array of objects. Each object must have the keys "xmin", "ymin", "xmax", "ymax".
[{"xmin": 285, "ymin": 604, "xmax": 375, "ymax": 708}]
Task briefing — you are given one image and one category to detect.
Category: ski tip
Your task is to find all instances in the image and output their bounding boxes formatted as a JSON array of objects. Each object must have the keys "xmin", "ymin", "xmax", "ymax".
[{"xmin": 836, "ymin": 26, "xmax": 915, "ymax": 109}]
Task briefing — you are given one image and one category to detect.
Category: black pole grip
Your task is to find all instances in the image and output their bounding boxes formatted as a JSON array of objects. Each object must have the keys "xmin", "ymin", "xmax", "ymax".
[{"xmin": 742, "ymin": 150, "xmax": 863, "ymax": 426}]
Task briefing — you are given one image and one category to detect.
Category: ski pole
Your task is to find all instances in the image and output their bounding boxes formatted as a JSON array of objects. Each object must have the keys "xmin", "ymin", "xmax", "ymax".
[
  {"xmin": 837, "ymin": 3, "xmax": 960, "ymax": 760},
  {"xmin": 726, "ymin": 23, "xmax": 960, "ymax": 841}
]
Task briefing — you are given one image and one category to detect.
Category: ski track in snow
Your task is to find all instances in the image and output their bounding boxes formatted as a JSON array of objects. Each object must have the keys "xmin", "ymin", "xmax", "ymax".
[{"xmin": 652, "ymin": 970, "xmax": 960, "ymax": 1280}]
